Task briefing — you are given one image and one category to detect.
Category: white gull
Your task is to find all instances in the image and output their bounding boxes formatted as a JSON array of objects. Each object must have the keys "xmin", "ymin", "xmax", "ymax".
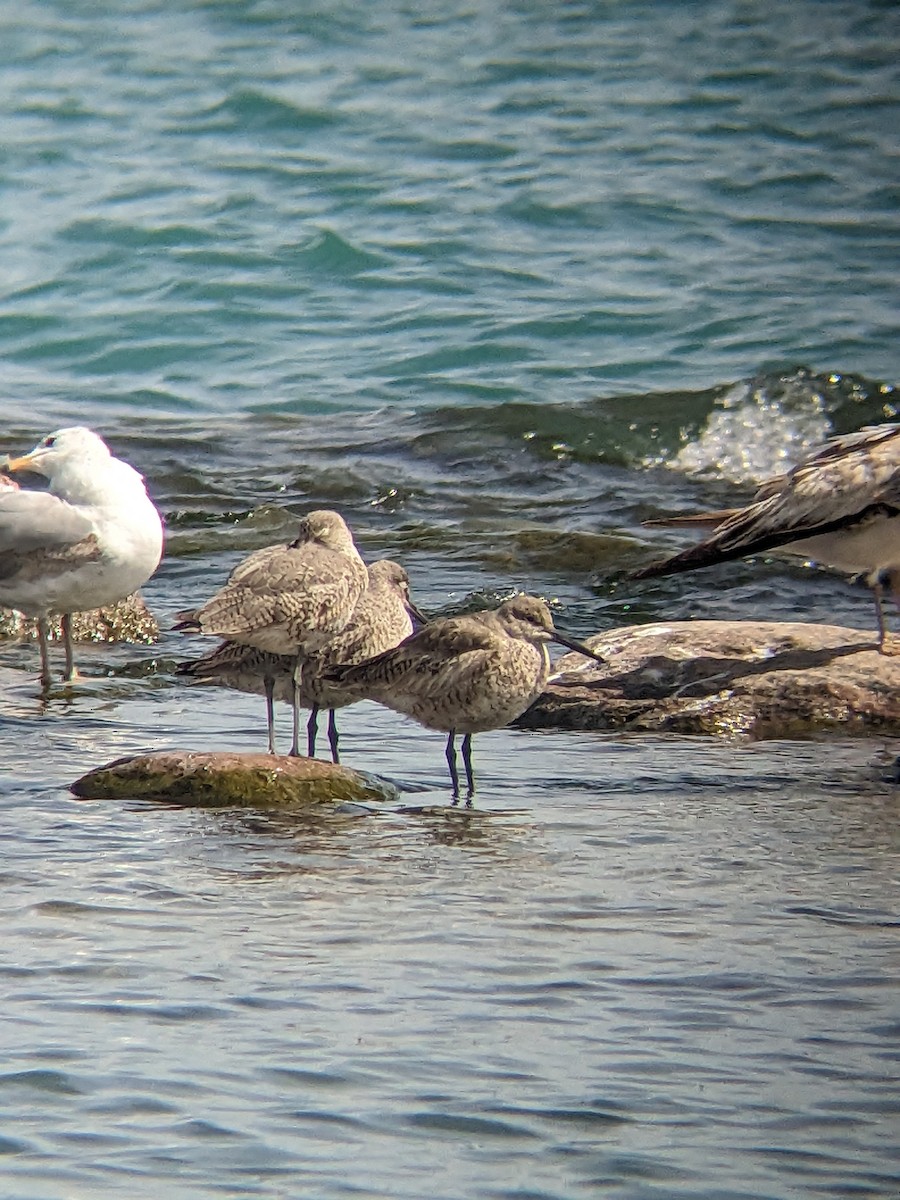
[{"xmin": 1, "ymin": 426, "xmax": 164, "ymax": 685}]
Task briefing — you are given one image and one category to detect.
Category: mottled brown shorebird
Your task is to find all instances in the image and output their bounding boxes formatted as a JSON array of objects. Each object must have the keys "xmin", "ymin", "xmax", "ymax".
[
  {"xmin": 177, "ymin": 560, "xmax": 423, "ymax": 759},
  {"xmin": 632, "ymin": 423, "xmax": 900, "ymax": 650},
  {"xmin": 323, "ymin": 593, "xmax": 605, "ymax": 800},
  {"xmin": 175, "ymin": 509, "xmax": 368, "ymax": 754}
]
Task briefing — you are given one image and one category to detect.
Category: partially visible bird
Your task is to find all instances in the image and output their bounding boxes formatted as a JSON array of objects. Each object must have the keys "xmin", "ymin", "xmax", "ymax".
[
  {"xmin": 323, "ymin": 593, "xmax": 605, "ymax": 800},
  {"xmin": 632, "ymin": 423, "xmax": 900, "ymax": 650},
  {"xmin": 177, "ymin": 559, "xmax": 424, "ymax": 759},
  {"xmin": 1, "ymin": 426, "xmax": 164, "ymax": 686},
  {"xmin": 174, "ymin": 509, "xmax": 368, "ymax": 754}
]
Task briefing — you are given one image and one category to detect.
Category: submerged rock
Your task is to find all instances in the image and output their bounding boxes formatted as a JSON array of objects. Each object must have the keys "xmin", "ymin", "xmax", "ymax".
[
  {"xmin": 520, "ymin": 620, "xmax": 900, "ymax": 739},
  {"xmin": 71, "ymin": 750, "xmax": 394, "ymax": 806},
  {"xmin": 0, "ymin": 592, "xmax": 158, "ymax": 644}
]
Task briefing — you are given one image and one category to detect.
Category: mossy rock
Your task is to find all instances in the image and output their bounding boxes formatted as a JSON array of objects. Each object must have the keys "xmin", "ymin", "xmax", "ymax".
[{"xmin": 71, "ymin": 750, "xmax": 394, "ymax": 806}]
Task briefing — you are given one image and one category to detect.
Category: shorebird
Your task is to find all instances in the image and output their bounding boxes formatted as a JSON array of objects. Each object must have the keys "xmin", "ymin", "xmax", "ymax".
[
  {"xmin": 632, "ymin": 423, "xmax": 900, "ymax": 650},
  {"xmin": 1, "ymin": 426, "xmax": 164, "ymax": 686},
  {"xmin": 177, "ymin": 559, "xmax": 423, "ymax": 759},
  {"xmin": 175, "ymin": 509, "xmax": 368, "ymax": 755},
  {"xmin": 323, "ymin": 593, "xmax": 605, "ymax": 800}
]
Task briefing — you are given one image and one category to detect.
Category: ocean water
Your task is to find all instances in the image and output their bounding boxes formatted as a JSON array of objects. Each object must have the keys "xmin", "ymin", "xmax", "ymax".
[{"xmin": 1, "ymin": 1, "xmax": 899, "ymax": 1197}]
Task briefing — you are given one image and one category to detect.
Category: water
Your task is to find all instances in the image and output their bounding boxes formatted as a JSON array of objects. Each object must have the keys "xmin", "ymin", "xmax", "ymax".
[
  {"xmin": 1, "ymin": 1, "xmax": 899, "ymax": 1196},
  {"xmin": 3, "ymin": 710, "xmax": 900, "ymax": 1200}
]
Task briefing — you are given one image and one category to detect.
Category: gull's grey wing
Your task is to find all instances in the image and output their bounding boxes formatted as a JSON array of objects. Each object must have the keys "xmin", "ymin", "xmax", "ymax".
[{"xmin": 0, "ymin": 491, "xmax": 95, "ymax": 555}]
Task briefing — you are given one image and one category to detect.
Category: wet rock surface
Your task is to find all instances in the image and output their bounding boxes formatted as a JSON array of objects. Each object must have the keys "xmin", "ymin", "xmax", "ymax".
[
  {"xmin": 0, "ymin": 592, "xmax": 158, "ymax": 644},
  {"xmin": 71, "ymin": 750, "xmax": 395, "ymax": 806},
  {"xmin": 521, "ymin": 620, "xmax": 900, "ymax": 739}
]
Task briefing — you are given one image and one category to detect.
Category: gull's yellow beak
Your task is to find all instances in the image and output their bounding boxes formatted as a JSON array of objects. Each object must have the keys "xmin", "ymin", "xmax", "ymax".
[{"xmin": 5, "ymin": 450, "xmax": 42, "ymax": 475}]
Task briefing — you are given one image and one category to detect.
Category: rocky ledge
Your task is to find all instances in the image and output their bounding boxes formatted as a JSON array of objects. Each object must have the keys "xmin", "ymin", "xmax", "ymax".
[
  {"xmin": 0, "ymin": 592, "xmax": 158, "ymax": 644},
  {"xmin": 71, "ymin": 750, "xmax": 395, "ymax": 806},
  {"xmin": 519, "ymin": 620, "xmax": 900, "ymax": 739}
]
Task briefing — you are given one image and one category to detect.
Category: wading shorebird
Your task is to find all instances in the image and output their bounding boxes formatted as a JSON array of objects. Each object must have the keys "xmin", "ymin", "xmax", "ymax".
[
  {"xmin": 1, "ymin": 426, "xmax": 164, "ymax": 686},
  {"xmin": 323, "ymin": 593, "xmax": 605, "ymax": 801},
  {"xmin": 177, "ymin": 559, "xmax": 424, "ymax": 759},
  {"xmin": 632, "ymin": 423, "xmax": 900, "ymax": 651},
  {"xmin": 174, "ymin": 509, "xmax": 368, "ymax": 755}
]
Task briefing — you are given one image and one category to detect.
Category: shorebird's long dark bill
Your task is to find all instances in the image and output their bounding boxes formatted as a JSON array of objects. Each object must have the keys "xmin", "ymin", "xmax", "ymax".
[
  {"xmin": 550, "ymin": 631, "xmax": 605, "ymax": 664},
  {"xmin": 405, "ymin": 598, "xmax": 429, "ymax": 627}
]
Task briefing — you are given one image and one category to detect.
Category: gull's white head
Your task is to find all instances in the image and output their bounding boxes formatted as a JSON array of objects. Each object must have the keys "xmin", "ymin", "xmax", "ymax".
[
  {"xmin": 5, "ymin": 427, "xmax": 112, "ymax": 478},
  {"xmin": 4, "ymin": 426, "xmax": 154, "ymax": 509}
]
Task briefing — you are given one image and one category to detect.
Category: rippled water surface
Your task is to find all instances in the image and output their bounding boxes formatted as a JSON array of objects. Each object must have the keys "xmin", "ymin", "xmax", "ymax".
[
  {"xmin": 2, "ymin": 1, "xmax": 900, "ymax": 1196},
  {"xmin": 4, "ymin": 697, "xmax": 900, "ymax": 1200}
]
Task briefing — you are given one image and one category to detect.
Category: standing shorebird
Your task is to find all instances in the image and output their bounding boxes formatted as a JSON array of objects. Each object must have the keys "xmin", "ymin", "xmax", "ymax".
[
  {"xmin": 632, "ymin": 423, "xmax": 900, "ymax": 650},
  {"xmin": 174, "ymin": 509, "xmax": 368, "ymax": 755},
  {"xmin": 323, "ymin": 593, "xmax": 605, "ymax": 800},
  {"xmin": 1, "ymin": 426, "xmax": 164, "ymax": 686},
  {"xmin": 177, "ymin": 559, "xmax": 423, "ymax": 759}
]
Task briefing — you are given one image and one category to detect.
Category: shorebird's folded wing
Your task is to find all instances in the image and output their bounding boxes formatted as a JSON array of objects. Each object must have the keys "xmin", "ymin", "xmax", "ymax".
[
  {"xmin": 325, "ymin": 617, "xmax": 499, "ymax": 698},
  {"xmin": 633, "ymin": 424, "xmax": 900, "ymax": 579},
  {"xmin": 740, "ymin": 424, "xmax": 900, "ymax": 541}
]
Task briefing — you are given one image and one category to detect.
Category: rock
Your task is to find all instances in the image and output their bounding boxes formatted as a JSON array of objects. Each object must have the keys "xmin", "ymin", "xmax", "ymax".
[
  {"xmin": 71, "ymin": 750, "xmax": 394, "ymax": 806},
  {"xmin": 518, "ymin": 620, "xmax": 900, "ymax": 739},
  {"xmin": 0, "ymin": 592, "xmax": 158, "ymax": 644}
]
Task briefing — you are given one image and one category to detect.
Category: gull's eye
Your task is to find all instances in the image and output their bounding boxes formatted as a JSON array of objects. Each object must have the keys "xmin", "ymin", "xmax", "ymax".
[{"xmin": 42, "ymin": 435, "xmax": 57, "ymax": 448}]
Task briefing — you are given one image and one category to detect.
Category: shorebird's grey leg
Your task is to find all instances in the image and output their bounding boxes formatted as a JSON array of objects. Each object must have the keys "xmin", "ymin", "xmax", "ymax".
[
  {"xmin": 306, "ymin": 704, "xmax": 320, "ymax": 758},
  {"xmin": 873, "ymin": 582, "xmax": 888, "ymax": 649},
  {"xmin": 264, "ymin": 675, "xmax": 277, "ymax": 755},
  {"xmin": 37, "ymin": 618, "xmax": 52, "ymax": 690},
  {"xmin": 461, "ymin": 733, "xmax": 475, "ymax": 805},
  {"xmin": 445, "ymin": 731, "xmax": 460, "ymax": 797},
  {"xmin": 871, "ymin": 580, "xmax": 900, "ymax": 654},
  {"xmin": 326, "ymin": 709, "xmax": 340, "ymax": 765},
  {"xmin": 290, "ymin": 656, "xmax": 303, "ymax": 757},
  {"xmin": 61, "ymin": 613, "xmax": 77, "ymax": 682}
]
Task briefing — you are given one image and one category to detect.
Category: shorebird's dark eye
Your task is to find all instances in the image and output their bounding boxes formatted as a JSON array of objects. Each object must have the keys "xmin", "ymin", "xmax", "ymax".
[{"xmin": 42, "ymin": 436, "xmax": 56, "ymax": 448}]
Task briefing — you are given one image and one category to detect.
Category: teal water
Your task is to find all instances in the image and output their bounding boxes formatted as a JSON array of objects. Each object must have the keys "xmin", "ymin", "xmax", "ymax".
[
  {"xmin": 2, "ymin": 2, "xmax": 900, "ymax": 1198},
  {"xmin": 0, "ymin": 0, "xmax": 897, "ymax": 420}
]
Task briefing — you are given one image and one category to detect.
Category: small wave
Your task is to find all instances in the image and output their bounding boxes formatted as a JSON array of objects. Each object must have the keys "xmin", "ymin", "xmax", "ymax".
[
  {"xmin": 196, "ymin": 88, "xmax": 337, "ymax": 133},
  {"xmin": 60, "ymin": 217, "xmax": 215, "ymax": 250},
  {"xmin": 665, "ymin": 366, "xmax": 896, "ymax": 485},
  {"xmin": 289, "ymin": 228, "xmax": 389, "ymax": 276}
]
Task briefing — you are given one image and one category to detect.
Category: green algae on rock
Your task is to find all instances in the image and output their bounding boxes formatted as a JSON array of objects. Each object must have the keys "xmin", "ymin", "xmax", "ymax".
[
  {"xmin": 520, "ymin": 620, "xmax": 900, "ymax": 740},
  {"xmin": 71, "ymin": 750, "xmax": 395, "ymax": 806}
]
